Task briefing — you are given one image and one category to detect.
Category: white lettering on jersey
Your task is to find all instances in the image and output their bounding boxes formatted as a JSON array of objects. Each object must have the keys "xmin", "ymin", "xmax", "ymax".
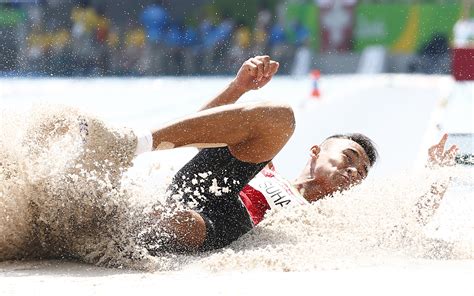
[{"xmin": 248, "ymin": 170, "xmax": 308, "ymax": 210}]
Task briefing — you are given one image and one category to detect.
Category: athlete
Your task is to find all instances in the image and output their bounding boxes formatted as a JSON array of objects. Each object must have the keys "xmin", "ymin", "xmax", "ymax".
[
  {"xmin": 139, "ymin": 56, "xmax": 458, "ymax": 254},
  {"xmin": 136, "ymin": 56, "xmax": 379, "ymax": 254},
  {"xmin": 53, "ymin": 53, "xmax": 453, "ymax": 258}
]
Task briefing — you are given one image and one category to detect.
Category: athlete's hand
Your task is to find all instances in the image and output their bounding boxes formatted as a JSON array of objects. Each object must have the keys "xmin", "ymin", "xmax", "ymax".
[
  {"xmin": 427, "ymin": 133, "xmax": 458, "ymax": 168},
  {"xmin": 232, "ymin": 56, "xmax": 279, "ymax": 93}
]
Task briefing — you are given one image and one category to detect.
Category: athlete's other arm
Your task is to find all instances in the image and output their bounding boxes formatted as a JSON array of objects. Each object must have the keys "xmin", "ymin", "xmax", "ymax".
[
  {"xmin": 196, "ymin": 55, "xmax": 280, "ymax": 169},
  {"xmin": 199, "ymin": 55, "xmax": 279, "ymax": 111},
  {"xmin": 415, "ymin": 134, "xmax": 458, "ymax": 225}
]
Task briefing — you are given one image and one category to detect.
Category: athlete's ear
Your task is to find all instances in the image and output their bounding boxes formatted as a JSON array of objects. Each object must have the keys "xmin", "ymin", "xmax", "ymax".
[{"xmin": 310, "ymin": 145, "xmax": 320, "ymax": 159}]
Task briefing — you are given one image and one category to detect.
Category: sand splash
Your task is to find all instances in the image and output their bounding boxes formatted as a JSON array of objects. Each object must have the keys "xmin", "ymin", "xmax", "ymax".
[
  {"xmin": 0, "ymin": 105, "xmax": 158, "ymax": 270},
  {"xmin": 0, "ymin": 105, "xmax": 472, "ymax": 272},
  {"xmin": 186, "ymin": 168, "xmax": 473, "ymax": 272}
]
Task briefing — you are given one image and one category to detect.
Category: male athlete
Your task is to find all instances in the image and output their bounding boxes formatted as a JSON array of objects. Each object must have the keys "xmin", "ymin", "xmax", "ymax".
[
  {"xmin": 18, "ymin": 55, "xmax": 375, "ymax": 260},
  {"xmin": 107, "ymin": 55, "xmax": 374, "ymax": 253},
  {"xmin": 135, "ymin": 55, "xmax": 457, "ymax": 254},
  {"xmin": 61, "ymin": 54, "xmax": 452, "ymax": 257}
]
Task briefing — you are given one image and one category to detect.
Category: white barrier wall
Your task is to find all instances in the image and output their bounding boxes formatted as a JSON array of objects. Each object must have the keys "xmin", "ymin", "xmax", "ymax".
[{"xmin": 0, "ymin": 75, "xmax": 458, "ymax": 178}]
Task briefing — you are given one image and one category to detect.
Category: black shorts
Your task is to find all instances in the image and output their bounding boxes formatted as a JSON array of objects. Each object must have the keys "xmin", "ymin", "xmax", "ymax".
[{"xmin": 166, "ymin": 147, "xmax": 269, "ymax": 251}]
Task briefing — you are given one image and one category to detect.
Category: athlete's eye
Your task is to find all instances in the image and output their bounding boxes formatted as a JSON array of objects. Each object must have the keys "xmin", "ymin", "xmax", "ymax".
[{"xmin": 343, "ymin": 153, "xmax": 353, "ymax": 165}]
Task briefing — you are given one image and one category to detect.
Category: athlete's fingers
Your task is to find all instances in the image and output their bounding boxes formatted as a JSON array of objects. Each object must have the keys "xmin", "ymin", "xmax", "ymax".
[
  {"xmin": 444, "ymin": 145, "xmax": 458, "ymax": 165},
  {"xmin": 437, "ymin": 134, "xmax": 450, "ymax": 159},
  {"xmin": 256, "ymin": 55, "xmax": 271, "ymax": 77},
  {"xmin": 262, "ymin": 59, "xmax": 270, "ymax": 77},
  {"xmin": 428, "ymin": 145, "xmax": 437, "ymax": 160},
  {"xmin": 250, "ymin": 58, "xmax": 264, "ymax": 81},
  {"xmin": 268, "ymin": 61, "xmax": 279, "ymax": 76},
  {"xmin": 445, "ymin": 145, "xmax": 459, "ymax": 159},
  {"xmin": 256, "ymin": 59, "xmax": 265, "ymax": 81},
  {"xmin": 438, "ymin": 133, "xmax": 448, "ymax": 150},
  {"xmin": 255, "ymin": 55, "xmax": 270, "ymax": 61},
  {"xmin": 431, "ymin": 134, "xmax": 447, "ymax": 159},
  {"xmin": 244, "ymin": 61, "xmax": 258, "ymax": 77}
]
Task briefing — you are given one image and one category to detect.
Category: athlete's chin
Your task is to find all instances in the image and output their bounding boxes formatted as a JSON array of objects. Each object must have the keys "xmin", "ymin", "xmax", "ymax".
[
  {"xmin": 326, "ymin": 180, "xmax": 351, "ymax": 195},
  {"xmin": 314, "ymin": 173, "xmax": 349, "ymax": 196}
]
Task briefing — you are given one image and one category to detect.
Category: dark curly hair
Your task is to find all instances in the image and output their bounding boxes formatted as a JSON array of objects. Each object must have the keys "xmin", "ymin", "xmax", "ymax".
[{"xmin": 325, "ymin": 133, "xmax": 379, "ymax": 167}]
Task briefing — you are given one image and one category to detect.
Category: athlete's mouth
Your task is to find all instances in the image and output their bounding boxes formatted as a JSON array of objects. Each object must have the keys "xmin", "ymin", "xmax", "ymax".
[{"xmin": 338, "ymin": 172, "xmax": 351, "ymax": 185}]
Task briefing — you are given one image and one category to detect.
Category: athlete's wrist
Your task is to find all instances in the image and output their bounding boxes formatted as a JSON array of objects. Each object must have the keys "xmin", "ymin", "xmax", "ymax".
[{"xmin": 229, "ymin": 80, "xmax": 248, "ymax": 96}]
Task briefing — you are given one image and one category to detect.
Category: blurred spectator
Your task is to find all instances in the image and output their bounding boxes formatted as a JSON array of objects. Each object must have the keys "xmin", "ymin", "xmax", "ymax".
[
  {"xmin": 228, "ymin": 25, "xmax": 252, "ymax": 71},
  {"xmin": 70, "ymin": 1, "xmax": 97, "ymax": 75},
  {"xmin": 122, "ymin": 26, "xmax": 147, "ymax": 75},
  {"xmin": 50, "ymin": 29, "xmax": 72, "ymax": 75},
  {"xmin": 141, "ymin": 3, "xmax": 168, "ymax": 42},
  {"xmin": 269, "ymin": 21, "xmax": 292, "ymax": 74},
  {"xmin": 291, "ymin": 21, "xmax": 312, "ymax": 76},
  {"xmin": 165, "ymin": 22, "xmax": 187, "ymax": 75},
  {"xmin": 252, "ymin": 8, "xmax": 271, "ymax": 55},
  {"xmin": 291, "ymin": 39, "xmax": 312, "ymax": 76},
  {"xmin": 25, "ymin": 27, "xmax": 47, "ymax": 73},
  {"xmin": 140, "ymin": 3, "xmax": 169, "ymax": 75},
  {"xmin": 93, "ymin": 5, "xmax": 111, "ymax": 75},
  {"xmin": 201, "ymin": 18, "xmax": 234, "ymax": 74},
  {"xmin": 6, "ymin": 1, "xmax": 306, "ymax": 76},
  {"xmin": 181, "ymin": 25, "xmax": 199, "ymax": 75},
  {"xmin": 408, "ymin": 33, "xmax": 450, "ymax": 74}
]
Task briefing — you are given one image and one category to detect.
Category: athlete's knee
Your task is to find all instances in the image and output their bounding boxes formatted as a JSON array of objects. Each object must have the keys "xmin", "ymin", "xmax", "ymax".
[
  {"xmin": 244, "ymin": 101, "xmax": 295, "ymax": 137},
  {"xmin": 272, "ymin": 103, "xmax": 296, "ymax": 137},
  {"xmin": 228, "ymin": 102, "xmax": 295, "ymax": 163}
]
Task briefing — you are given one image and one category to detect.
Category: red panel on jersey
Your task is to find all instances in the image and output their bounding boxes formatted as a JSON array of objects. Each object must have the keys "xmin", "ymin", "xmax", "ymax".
[{"xmin": 239, "ymin": 185, "xmax": 270, "ymax": 225}]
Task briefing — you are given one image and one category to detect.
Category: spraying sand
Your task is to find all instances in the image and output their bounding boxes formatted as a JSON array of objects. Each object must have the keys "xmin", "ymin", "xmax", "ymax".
[
  {"xmin": 0, "ymin": 104, "xmax": 472, "ymax": 273},
  {"xmin": 0, "ymin": 105, "xmax": 158, "ymax": 269}
]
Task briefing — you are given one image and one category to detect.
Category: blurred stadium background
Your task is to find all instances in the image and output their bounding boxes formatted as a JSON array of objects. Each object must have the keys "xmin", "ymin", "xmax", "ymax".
[{"xmin": 0, "ymin": 0, "xmax": 473, "ymax": 77}]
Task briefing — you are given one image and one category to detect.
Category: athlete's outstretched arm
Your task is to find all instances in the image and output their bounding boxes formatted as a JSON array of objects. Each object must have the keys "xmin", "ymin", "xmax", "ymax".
[
  {"xmin": 199, "ymin": 56, "xmax": 279, "ymax": 111},
  {"xmin": 415, "ymin": 134, "xmax": 458, "ymax": 225},
  {"xmin": 151, "ymin": 101, "xmax": 295, "ymax": 164}
]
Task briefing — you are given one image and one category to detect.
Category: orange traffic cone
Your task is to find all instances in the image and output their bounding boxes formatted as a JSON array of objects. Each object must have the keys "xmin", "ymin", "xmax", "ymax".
[{"xmin": 310, "ymin": 70, "xmax": 321, "ymax": 98}]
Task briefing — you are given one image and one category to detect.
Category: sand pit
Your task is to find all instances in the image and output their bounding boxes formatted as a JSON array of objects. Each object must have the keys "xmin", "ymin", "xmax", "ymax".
[{"xmin": 0, "ymin": 76, "xmax": 472, "ymax": 294}]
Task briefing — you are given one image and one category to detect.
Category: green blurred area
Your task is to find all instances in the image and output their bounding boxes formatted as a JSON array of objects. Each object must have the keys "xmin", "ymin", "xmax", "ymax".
[
  {"xmin": 355, "ymin": 4, "xmax": 464, "ymax": 53},
  {"xmin": 287, "ymin": 1, "xmax": 474, "ymax": 52},
  {"xmin": 0, "ymin": 8, "xmax": 26, "ymax": 27},
  {"xmin": 286, "ymin": 3, "xmax": 320, "ymax": 49}
]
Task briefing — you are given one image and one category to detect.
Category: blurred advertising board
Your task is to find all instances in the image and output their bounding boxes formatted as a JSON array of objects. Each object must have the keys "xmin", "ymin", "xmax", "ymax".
[
  {"xmin": 452, "ymin": 48, "xmax": 474, "ymax": 80},
  {"xmin": 354, "ymin": 4, "xmax": 463, "ymax": 53},
  {"xmin": 318, "ymin": 0, "xmax": 356, "ymax": 52},
  {"xmin": 286, "ymin": 2, "xmax": 469, "ymax": 54}
]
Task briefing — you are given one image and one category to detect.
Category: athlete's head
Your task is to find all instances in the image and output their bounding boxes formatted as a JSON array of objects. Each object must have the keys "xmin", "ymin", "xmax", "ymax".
[{"xmin": 296, "ymin": 133, "xmax": 378, "ymax": 202}]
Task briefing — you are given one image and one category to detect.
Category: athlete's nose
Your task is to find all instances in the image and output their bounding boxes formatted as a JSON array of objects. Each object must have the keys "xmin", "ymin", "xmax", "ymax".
[{"xmin": 346, "ymin": 167, "xmax": 358, "ymax": 181}]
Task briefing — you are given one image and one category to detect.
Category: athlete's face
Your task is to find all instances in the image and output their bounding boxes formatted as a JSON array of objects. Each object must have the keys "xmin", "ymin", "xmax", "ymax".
[{"xmin": 306, "ymin": 138, "xmax": 371, "ymax": 199}]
